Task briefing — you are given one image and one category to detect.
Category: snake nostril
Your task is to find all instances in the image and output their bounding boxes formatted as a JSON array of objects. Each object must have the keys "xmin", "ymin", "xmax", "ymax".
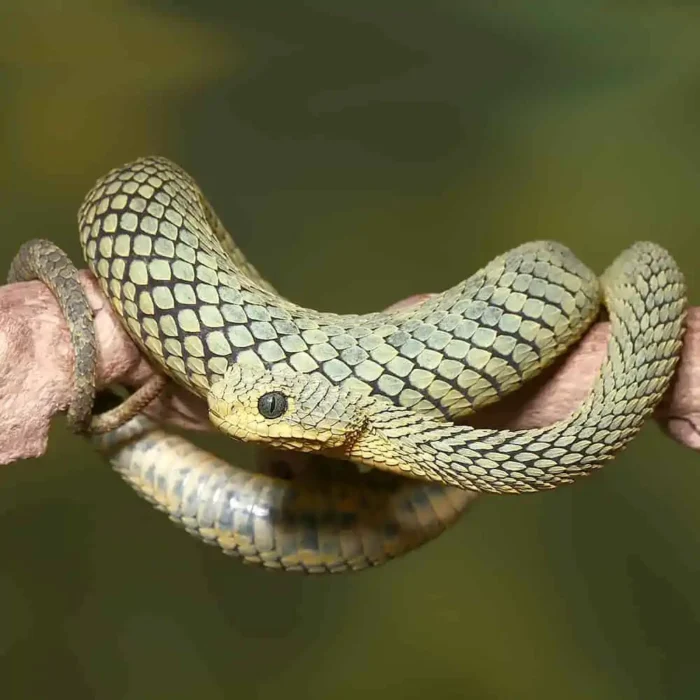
[{"xmin": 258, "ymin": 391, "xmax": 288, "ymax": 419}]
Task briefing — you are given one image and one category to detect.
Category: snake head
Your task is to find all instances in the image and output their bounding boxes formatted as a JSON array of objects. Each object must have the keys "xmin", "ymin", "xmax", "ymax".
[{"xmin": 208, "ymin": 363, "xmax": 369, "ymax": 454}]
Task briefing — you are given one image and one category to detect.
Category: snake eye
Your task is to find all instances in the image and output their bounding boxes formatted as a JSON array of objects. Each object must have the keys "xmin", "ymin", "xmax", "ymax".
[{"xmin": 257, "ymin": 391, "xmax": 288, "ymax": 419}]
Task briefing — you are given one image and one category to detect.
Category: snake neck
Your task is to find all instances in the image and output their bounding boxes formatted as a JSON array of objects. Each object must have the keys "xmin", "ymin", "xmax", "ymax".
[{"xmin": 341, "ymin": 401, "xmax": 479, "ymax": 492}]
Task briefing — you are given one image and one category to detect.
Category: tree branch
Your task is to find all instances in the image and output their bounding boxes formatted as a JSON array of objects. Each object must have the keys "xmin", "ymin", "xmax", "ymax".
[{"xmin": 1, "ymin": 277, "xmax": 698, "ymax": 465}]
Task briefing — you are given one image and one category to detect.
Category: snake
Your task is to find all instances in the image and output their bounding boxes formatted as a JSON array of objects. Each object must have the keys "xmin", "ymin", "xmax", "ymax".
[{"xmin": 7, "ymin": 156, "xmax": 686, "ymax": 570}]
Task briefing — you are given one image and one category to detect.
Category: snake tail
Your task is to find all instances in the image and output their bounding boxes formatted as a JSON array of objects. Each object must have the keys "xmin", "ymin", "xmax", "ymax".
[{"xmin": 7, "ymin": 239, "xmax": 97, "ymax": 432}]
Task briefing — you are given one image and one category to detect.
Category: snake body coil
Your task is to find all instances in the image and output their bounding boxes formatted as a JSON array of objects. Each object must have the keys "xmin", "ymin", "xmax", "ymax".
[
  {"xmin": 92, "ymin": 413, "xmax": 475, "ymax": 573},
  {"xmin": 10, "ymin": 155, "xmax": 686, "ymax": 571}
]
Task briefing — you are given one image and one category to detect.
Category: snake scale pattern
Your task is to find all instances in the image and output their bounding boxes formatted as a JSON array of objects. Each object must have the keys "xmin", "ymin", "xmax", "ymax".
[{"xmin": 9, "ymin": 156, "xmax": 687, "ymax": 572}]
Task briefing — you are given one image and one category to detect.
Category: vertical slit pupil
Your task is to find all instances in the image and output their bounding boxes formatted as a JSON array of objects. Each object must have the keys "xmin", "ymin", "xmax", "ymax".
[{"xmin": 258, "ymin": 392, "xmax": 288, "ymax": 419}]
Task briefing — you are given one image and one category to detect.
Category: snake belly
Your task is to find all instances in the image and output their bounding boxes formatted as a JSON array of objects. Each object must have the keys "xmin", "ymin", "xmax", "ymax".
[{"xmin": 91, "ymin": 410, "xmax": 475, "ymax": 573}]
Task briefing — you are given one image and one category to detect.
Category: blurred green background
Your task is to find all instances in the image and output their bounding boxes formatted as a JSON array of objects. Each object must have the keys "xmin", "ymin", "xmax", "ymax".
[{"xmin": 2, "ymin": 1, "xmax": 700, "ymax": 698}]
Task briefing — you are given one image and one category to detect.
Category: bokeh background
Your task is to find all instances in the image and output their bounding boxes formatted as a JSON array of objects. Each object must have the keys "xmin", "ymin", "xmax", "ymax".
[{"xmin": 2, "ymin": 1, "xmax": 700, "ymax": 698}]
